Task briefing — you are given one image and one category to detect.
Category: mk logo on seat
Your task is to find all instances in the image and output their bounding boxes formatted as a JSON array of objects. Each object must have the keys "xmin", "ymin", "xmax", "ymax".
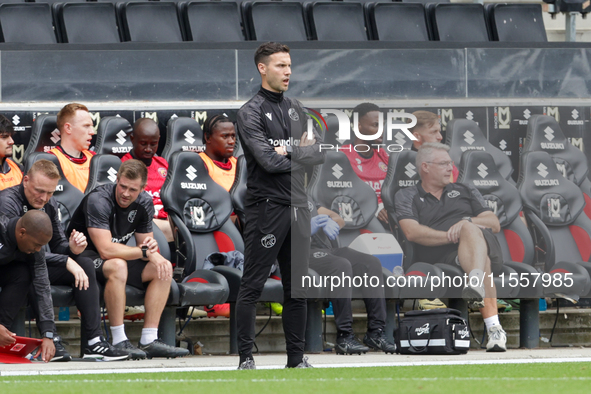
[
  {"xmin": 544, "ymin": 127, "xmax": 555, "ymax": 141},
  {"xmin": 190, "ymin": 206, "xmax": 205, "ymax": 226},
  {"xmin": 107, "ymin": 168, "xmax": 117, "ymax": 183},
  {"xmin": 50, "ymin": 129, "xmax": 61, "ymax": 144},
  {"xmin": 186, "ymin": 165, "xmax": 197, "ymax": 181},
  {"xmin": 116, "ymin": 130, "xmax": 127, "ymax": 145},
  {"xmin": 338, "ymin": 202, "xmax": 353, "ymax": 222},
  {"xmin": 184, "ymin": 130, "xmax": 195, "ymax": 144},
  {"xmin": 487, "ymin": 200, "xmax": 498, "ymax": 215},
  {"xmin": 332, "ymin": 164, "xmax": 343, "ymax": 179},
  {"xmin": 463, "ymin": 131, "xmax": 475, "ymax": 145},
  {"xmin": 549, "ymin": 198, "xmax": 561, "ymax": 218},
  {"xmin": 477, "ymin": 163, "xmax": 488, "ymax": 178},
  {"xmin": 537, "ymin": 163, "xmax": 548, "ymax": 178},
  {"xmin": 404, "ymin": 162, "xmax": 416, "ymax": 178},
  {"xmin": 497, "ymin": 107, "xmax": 511, "ymax": 129}
]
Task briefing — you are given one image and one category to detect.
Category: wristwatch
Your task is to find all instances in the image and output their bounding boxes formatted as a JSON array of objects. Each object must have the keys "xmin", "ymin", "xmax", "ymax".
[
  {"xmin": 285, "ymin": 145, "xmax": 292, "ymax": 158},
  {"xmin": 141, "ymin": 245, "xmax": 148, "ymax": 259},
  {"xmin": 462, "ymin": 216, "xmax": 472, "ymax": 223},
  {"xmin": 42, "ymin": 331, "xmax": 54, "ymax": 340}
]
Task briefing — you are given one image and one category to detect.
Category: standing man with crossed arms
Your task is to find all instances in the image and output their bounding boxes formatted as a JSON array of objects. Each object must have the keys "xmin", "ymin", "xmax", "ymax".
[{"xmin": 235, "ymin": 42, "xmax": 325, "ymax": 369}]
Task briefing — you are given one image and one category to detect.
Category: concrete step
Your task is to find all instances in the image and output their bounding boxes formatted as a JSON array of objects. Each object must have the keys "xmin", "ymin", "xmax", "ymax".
[{"xmin": 32, "ymin": 307, "xmax": 591, "ymax": 357}]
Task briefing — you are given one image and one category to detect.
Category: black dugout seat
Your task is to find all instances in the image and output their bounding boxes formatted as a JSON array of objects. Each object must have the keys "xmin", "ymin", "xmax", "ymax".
[
  {"xmin": 23, "ymin": 115, "xmax": 59, "ymax": 160},
  {"xmin": 182, "ymin": 1, "xmax": 245, "ymax": 42},
  {"xmin": 56, "ymin": 2, "xmax": 121, "ymax": 44},
  {"xmin": 160, "ymin": 152, "xmax": 281, "ymax": 354},
  {"xmin": 242, "ymin": 1, "xmax": 308, "ymax": 41},
  {"xmin": 93, "ymin": 116, "xmax": 133, "ymax": 158},
  {"xmin": 84, "ymin": 154, "xmax": 121, "ymax": 194},
  {"xmin": 446, "ymin": 118, "xmax": 514, "ymax": 182},
  {"xmin": 523, "ymin": 115, "xmax": 591, "ymax": 220},
  {"xmin": 367, "ymin": 3, "xmax": 430, "ymax": 41},
  {"xmin": 517, "ymin": 151, "xmax": 591, "ymax": 299},
  {"xmin": 229, "ymin": 155, "xmax": 247, "ymax": 230},
  {"xmin": 428, "ymin": 3, "xmax": 490, "ymax": 42},
  {"xmin": 0, "ymin": 3, "xmax": 57, "ymax": 44},
  {"xmin": 488, "ymin": 4, "xmax": 547, "ymax": 42},
  {"xmin": 119, "ymin": 1, "xmax": 184, "ymax": 42},
  {"xmin": 306, "ymin": 2, "xmax": 368, "ymax": 41},
  {"xmin": 162, "ymin": 117, "xmax": 204, "ymax": 162}
]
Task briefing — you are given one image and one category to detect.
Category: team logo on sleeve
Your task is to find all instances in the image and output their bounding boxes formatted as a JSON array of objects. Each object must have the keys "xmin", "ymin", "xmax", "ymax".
[
  {"xmin": 379, "ymin": 162, "xmax": 387, "ymax": 172},
  {"xmin": 128, "ymin": 210, "xmax": 137, "ymax": 223},
  {"xmin": 93, "ymin": 258, "xmax": 104, "ymax": 269},
  {"xmin": 261, "ymin": 234, "xmax": 276, "ymax": 249},
  {"xmin": 313, "ymin": 251, "xmax": 327, "ymax": 258},
  {"xmin": 307, "ymin": 201, "xmax": 314, "ymax": 212},
  {"xmin": 447, "ymin": 191, "xmax": 460, "ymax": 198},
  {"xmin": 158, "ymin": 168, "xmax": 167, "ymax": 178},
  {"xmin": 288, "ymin": 108, "xmax": 299, "ymax": 121}
]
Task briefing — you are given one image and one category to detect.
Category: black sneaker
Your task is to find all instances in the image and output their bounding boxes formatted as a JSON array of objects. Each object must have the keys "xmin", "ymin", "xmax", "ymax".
[
  {"xmin": 285, "ymin": 356, "xmax": 313, "ymax": 368},
  {"xmin": 237, "ymin": 358, "xmax": 256, "ymax": 370},
  {"xmin": 363, "ymin": 329, "xmax": 396, "ymax": 354},
  {"xmin": 335, "ymin": 334, "xmax": 369, "ymax": 355},
  {"xmin": 138, "ymin": 339, "xmax": 190, "ymax": 359},
  {"xmin": 34, "ymin": 336, "xmax": 72, "ymax": 362},
  {"xmin": 113, "ymin": 339, "xmax": 147, "ymax": 360},
  {"xmin": 83, "ymin": 337, "xmax": 130, "ymax": 361}
]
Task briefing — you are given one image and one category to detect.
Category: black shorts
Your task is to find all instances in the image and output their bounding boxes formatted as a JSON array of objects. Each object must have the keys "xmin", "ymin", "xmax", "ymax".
[
  {"xmin": 80, "ymin": 250, "xmax": 148, "ymax": 289},
  {"xmin": 441, "ymin": 228, "xmax": 504, "ymax": 275}
]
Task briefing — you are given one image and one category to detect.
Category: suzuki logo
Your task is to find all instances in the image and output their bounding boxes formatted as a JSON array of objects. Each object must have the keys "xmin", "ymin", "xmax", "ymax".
[
  {"xmin": 404, "ymin": 163, "xmax": 416, "ymax": 178},
  {"xmin": 12, "ymin": 115, "xmax": 20, "ymax": 126},
  {"xmin": 332, "ymin": 164, "xmax": 343, "ymax": 179},
  {"xmin": 186, "ymin": 165, "xmax": 197, "ymax": 181},
  {"xmin": 537, "ymin": 163, "xmax": 549, "ymax": 178},
  {"xmin": 394, "ymin": 131, "xmax": 407, "ymax": 146},
  {"xmin": 184, "ymin": 130, "xmax": 195, "ymax": 144},
  {"xmin": 499, "ymin": 140, "xmax": 507, "ymax": 150},
  {"xmin": 523, "ymin": 109, "xmax": 531, "ymax": 120},
  {"xmin": 50, "ymin": 129, "xmax": 61, "ymax": 144},
  {"xmin": 477, "ymin": 163, "xmax": 488, "ymax": 178},
  {"xmin": 107, "ymin": 167, "xmax": 117, "ymax": 183},
  {"xmin": 463, "ymin": 131, "xmax": 475, "ymax": 145},
  {"xmin": 116, "ymin": 130, "xmax": 127, "ymax": 145},
  {"xmin": 466, "ymin": 111, "xmax": 474, "ymax": 121},
  {"xmin": 572, "ymin": 109, "xmax": 579, "ymax": 120},
  {"xmin": 544, "ymin": 127, "xmax": 555, "ymax": 142}
]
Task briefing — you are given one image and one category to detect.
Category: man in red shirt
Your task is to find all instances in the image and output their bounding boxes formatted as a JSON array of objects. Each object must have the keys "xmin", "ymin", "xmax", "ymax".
[
  {"xmin": 121, "ymin": 118, "xmax": 171, "ymax": 242},
  {"xmin": 341, "ymin": 103, "xmax": 390, "ymax": 225}
]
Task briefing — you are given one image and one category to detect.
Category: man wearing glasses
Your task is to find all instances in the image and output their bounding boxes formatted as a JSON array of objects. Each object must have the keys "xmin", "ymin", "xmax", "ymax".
[{"xmin": 394, "ymin": 142, "xmax": 507, "ymax": 352}]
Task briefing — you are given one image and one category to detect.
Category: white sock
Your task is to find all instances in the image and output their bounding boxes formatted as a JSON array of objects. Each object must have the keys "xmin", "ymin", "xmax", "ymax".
[
  {"xmin": 110, "ymin": 324, "xmax": 128, "ymax": 345},
  {"xmin": 484, "ymin": 315, "xmax": 501, "ymax": 330},
  {"xmin": 140, "ymin": 328, "xmax": 158, "ymax": 345},
  {"xmin": 88, "ymin": 336, "xmax": 101, "ymax": 346}
]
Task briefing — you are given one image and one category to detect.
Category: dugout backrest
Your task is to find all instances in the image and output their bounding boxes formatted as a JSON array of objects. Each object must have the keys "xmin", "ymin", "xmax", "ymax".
[
  {"xmin": 56, "ymin": 2, "xmax": 121, "ymax": 44},
  {"xmin": 367, "ymin": 3, "xmax": 430, "ymax": 41},
  {"xmin": 523, "ymin": 114, "xmax": 591, "ymax": 219},
  {"xmin": 23, "ymin": 115, "xmax": 59, "ymax": 159},
  {"xmin": 84, "ymin": 154, "xmax": 121, "ymax": 194},
  {"xmin": 229, "ymin": 155, "xmax": 247, "ymax": 229},
  {"xmin": 446, "ymin": 118, "xmax": 514, "ymax": 181},
  {"xmin": 306, "ymin": 1, "xmax": 368, "ymax": 41},
  {"xmin": 489, "ymin": 3, "xmax": 547, "ymax": 42},
  {"xmin": 182, "ymin": 1, "xmax": 245, "ymax": 42},
  {"xmin": 93, "ymin": 116, "xmax": 133, "ymax": 158},
  {"xmin": 119, "ymin": 1, "xmax": 184, "ymax": 42},
  {"xmin": 243, "ymin": 1, "xmax": 308, "ymax": 41},
  {"xmin": 0, "ymin": 3, "xmax": 57, "ymax": 44},
  {"xmin": 307, "ymin": 151, "xmax": 383, "ymax": 246},
  {"xmin": 162, "ymin": 117, "xmax": 204, "ymax": 162},
  {"xmin": 427, "ymin": 3, "xmax": 490, "ymax": 42}
]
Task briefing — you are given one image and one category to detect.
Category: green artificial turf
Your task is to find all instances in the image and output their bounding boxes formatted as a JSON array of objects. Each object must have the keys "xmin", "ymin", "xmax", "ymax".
[{"xmin": 1, "ymin": 362, "xmax": 590, "ymax": 394}]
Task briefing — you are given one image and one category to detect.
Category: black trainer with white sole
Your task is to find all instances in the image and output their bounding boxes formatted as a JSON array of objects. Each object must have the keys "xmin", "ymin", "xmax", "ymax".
[
  {"xmin": 34, "ymin": 336, "xmax": 72, "ymax": 362},
  {"xmin": 83, "ymin": 337, "xmax": 130, "ymax": 361},
  {"xmin": 138, "ymin": 339, "xmax": 190, "ymax": 359}
]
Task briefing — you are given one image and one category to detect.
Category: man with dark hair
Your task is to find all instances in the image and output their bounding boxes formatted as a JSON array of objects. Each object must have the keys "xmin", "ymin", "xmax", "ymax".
[
  {"xmin": 50, "ymin": 103, "xmax": 96, "ymax": 193},
  {"xmin": 0, "ymin": 210, "xmax": 55, "ymax": 362},
  {"xmin": 235, "ymin": 42, "xmax": 325, "ymax": 369},
  {"xmin": 341, "ymin": 103, "xmax": 390, "ymax": 225},
  {"xmin": 121, "ymin": 118, "xmax": 171, "ymax": 242},
  {"xmin": 68, "ymin": 159, "xmax": 188, "ymax": 359},
  {"xmin": 0, "ymin": 159, "xmax": 129, "ymax": 361},
  {"xmin": 0, "ymin": 114, "xmax": 23, "ymax": 189},
  {"xmin": 199, "ymin": 114, "xmax": 237, "ymax": 193},
  {"xmin": 394, "ymin": 142, "xmax": 507, "ymax": 352}
]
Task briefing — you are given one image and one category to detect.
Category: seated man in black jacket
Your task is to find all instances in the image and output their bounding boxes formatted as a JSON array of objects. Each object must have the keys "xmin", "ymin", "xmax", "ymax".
[
  {"xmin": 0, "ymin": 160, "xmax": 129, "ymax": 361},
  {"xmin": 0, "ymin": 210, "xmax": 55, "ymax": 362}
]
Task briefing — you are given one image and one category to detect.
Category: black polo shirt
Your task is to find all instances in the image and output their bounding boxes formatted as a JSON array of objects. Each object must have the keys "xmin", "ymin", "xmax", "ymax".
[{"xmin": 394, "ymin": 181, "xmax": 491, "ymax": 264}]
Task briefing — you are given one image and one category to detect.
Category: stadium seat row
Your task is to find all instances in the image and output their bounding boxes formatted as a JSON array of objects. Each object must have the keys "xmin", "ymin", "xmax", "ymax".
[{"xmin": 0, "ymin": 1, "xmax": 547, "ymax": 44}]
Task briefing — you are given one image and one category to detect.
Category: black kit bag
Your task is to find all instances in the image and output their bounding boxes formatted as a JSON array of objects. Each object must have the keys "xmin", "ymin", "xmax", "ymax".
[{"xmin": 394, "ymin": 308, "xmax": 470, "ymax": 355}]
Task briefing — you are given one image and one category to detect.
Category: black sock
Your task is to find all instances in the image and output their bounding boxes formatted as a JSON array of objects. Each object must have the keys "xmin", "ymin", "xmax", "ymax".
[{"xmin": 287, "ymin": 354, "xmax": 303, "ymax": 368}]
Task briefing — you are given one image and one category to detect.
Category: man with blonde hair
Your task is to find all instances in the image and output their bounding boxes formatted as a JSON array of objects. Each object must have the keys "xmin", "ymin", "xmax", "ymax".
[
  {"xmin": 50, "ymin": 103, "xmax": 95, "ymax": 193},
  {"xmin": 394, "ymin": 142, "xmax": 507, "ymax": 352},
  {"xmin": 0, "ymin": 159, "xmax": 129, "ymax": 361},
  {"xmin": 68, "ymin": 159, "xmax": 188, "ymax": 359}
]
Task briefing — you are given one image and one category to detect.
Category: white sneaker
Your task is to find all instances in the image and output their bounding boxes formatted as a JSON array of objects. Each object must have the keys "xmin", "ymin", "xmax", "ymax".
[{"xmin": 486, "ymin": 325, "xmax": 507, "ymax": 352}]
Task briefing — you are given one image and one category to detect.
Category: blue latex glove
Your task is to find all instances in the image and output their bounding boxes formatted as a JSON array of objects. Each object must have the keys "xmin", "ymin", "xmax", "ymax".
[
  {"xmin": 322, "ymin": 218, "xmax": 340, "ymax": 240},
  {"xmin": 311, "ymin": 214, "xmax": 329, "ymax": 235}
]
